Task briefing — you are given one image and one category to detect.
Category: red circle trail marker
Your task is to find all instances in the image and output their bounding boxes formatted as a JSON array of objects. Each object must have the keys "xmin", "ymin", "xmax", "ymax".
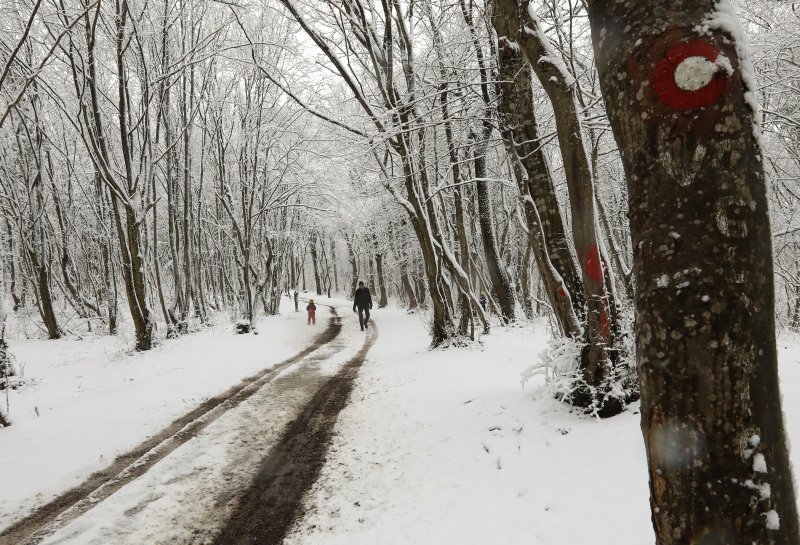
[{"xmin": 651, "ymin": 40, "xmax": 731, "ymax": 110}]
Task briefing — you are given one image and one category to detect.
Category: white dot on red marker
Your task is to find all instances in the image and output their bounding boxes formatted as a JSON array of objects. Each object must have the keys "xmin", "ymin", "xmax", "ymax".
[{"xmin": 674, "ymin": 56, "xmax": 717, "ymax": 91}]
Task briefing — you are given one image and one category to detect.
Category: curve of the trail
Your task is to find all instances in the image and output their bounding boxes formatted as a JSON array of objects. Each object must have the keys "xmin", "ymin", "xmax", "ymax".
[{"xmin": 1, "ymin": 307, "xmax": 343, "ymax": 545}]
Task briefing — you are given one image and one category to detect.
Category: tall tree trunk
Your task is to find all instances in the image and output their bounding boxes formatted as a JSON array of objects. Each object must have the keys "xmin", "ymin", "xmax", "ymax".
[
  {"xmin": 791, "ymin": 281, "xmax": 800, "ymax": 332},
  {"xmin": 4, "ymin": 220, "xmax": 21, "ymax": 311},
  {"xmin": 180, "ymin": 13, "xmax": 195, "ymax": 322},
  {"xmin": 103, "ymin": 240, "xmax": 118, "ymax": 335},
  {"xmin": 97, "ymin": 180, "xmax": 118, "ymax": 334},
  {"xmin": 346, "ymin": 237, "xmax": 357, "ymax": 297},
  {"xmin": 368, "ymin": 255, "xmax": 376, "ymax": 293},
  {"xmin": 587, "ymin": 1, "xmax": 800, "ymax": 542},
  {"xmin": 27, "ymin": 250, "xmax": 61, "ymax": 339},
  {"xmin": 493, "ymin": 27, "xmax": 582, "ymax": 338},
  {"xmin": 492, "ymin": 18, "xmax": 585, "ymax": 320},
  {"xmin": 492, "ymin": 0, "xmax": 621, "ymax": 406},
  {"xmin": 330, "ymin": 240, "xmax": 339, "ymax": 294},
  {"xmin": 461, "ymin": 0, "xmax": 515, "ymax": 324},
  {"xmin": 310, "ymin": 234, "xmax": 322, "ymax": 295},
  {"xmin": 375, "ymin": 250, "xmax": 388, "ymax": 308},
  {"xmin": 522, "ymin": 9, "xmax": 613, "ymax": 384},
  {"xmin": 113, "ymin": 197, "xmax": 154, "ymax": 351},
  {"xmin": 520, "ymin": 238, "xmax": 534, "ymax": 321},
  {"xmin": 401, "ymin": 264, "xmax": 418, "ymax": 310}
]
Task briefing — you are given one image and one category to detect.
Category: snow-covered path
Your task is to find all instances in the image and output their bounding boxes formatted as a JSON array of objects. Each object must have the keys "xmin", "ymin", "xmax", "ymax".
[
  {"xmin": 1, "ymin": 301, "xmax": 316, "ymax": 532},
  {"xmin": 1, "ymin": 299, "xmax": 374, "ymax": 545},
  {"xmin": 30, "ymin": 301, "xmax": 371, "ymax": 545}
]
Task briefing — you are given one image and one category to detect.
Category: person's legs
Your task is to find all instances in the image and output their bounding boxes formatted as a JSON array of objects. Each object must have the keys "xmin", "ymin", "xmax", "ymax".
[
  {"xmin": 358, "ymin": 307, "xmax": 365, "ymax": 330},
  {"xmin": 364, "ymin": 307, "xmax": 370, "ymax": 328},
  {"xmin": 312, "ymin": 313, "xmax": 316, "ymax": 325}
]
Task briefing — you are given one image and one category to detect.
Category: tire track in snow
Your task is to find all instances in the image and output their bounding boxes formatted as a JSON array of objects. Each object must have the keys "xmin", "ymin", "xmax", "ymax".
[
  {"xmin": 211, "ymin": 322, "xmax": 378, "ymax": 545},
  {"xmin": 0, "ymin": 308, "xmax": 343, "ymax": 545}
]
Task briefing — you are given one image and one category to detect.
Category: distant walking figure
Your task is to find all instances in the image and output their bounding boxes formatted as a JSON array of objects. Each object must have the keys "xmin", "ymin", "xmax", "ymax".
[
  {"xmin": 479, "ymin": 292, "xmax": 487, "ymax": 312},
  {"xmin": 306, "ymin": 299, "xmax": 317, "ymax": 325},
  {"xmin": 353, "ymin": 281, "xmax": 373, "ymax": 331}
]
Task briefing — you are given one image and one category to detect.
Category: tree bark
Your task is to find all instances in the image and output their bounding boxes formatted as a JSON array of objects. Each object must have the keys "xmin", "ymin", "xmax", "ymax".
[
  {"xmin": 587, "ymin": 1, "xmax": 800, "ymax": 542},
  {"xmin": 310, "ymin": 234, "xmax": 322, "ymax": 296},
  {"xmin": 491, "ymin": 0, "xmax": 622, "ymax": 408},
  {"xmin": 401, "ymin": 265, "xmax": 418, "ymax": 310},
  {"xmin": 374, "ymin": 239, "xmax": 388, "ymax": 308},
  {"xmin": 461, "ymin": 0, "xmax": 516, "ymax": 324},
  {"xmin": 492, "ymin": 26, "xmax": 581, "ymax": 338},
  {"xmin": 346, "ymin": 236, "xmax": 357, "ymax": 297}
]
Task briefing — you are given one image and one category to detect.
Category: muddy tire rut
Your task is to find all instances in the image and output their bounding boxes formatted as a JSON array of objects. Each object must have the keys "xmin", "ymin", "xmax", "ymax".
[
  {"xmin": 211, "ymin": 322, "xmax": 378, "ymax": 545},
  {"xmin": 0, "ymin": 308, "xmax": 345, "ymax": 545}
]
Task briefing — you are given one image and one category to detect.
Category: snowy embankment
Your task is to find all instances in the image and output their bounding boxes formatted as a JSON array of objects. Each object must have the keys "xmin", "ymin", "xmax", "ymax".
[
  {"xmin": 286, "ymin": 308, "xmax": 800, "ymax": 545},
  {"xmin": 0, "ymin": 299, "xmax": 317, "ymax": 531}
]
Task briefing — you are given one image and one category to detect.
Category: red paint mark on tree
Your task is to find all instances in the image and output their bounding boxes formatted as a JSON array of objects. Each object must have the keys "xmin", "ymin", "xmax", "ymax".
[
  {"xmin": 651, "ymin": 40, "xmax": 731, "ymax": 110},
  {"xmin": 600, "ymin": 308, "xmax": 610, "ymax": 339},
  {"xmin": 557, "ymin": 286, "xmax": 567, "ymax": 297},
  {"xmin": 583, "ymin": 245, "xmax": 603, "ymax": 284}
]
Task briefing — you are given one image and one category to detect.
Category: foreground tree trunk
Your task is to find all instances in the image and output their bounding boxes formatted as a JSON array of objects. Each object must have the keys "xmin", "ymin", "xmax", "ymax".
[{"xmin": 587, "ymin": 1, "xmax": 800, "ymax": 542}]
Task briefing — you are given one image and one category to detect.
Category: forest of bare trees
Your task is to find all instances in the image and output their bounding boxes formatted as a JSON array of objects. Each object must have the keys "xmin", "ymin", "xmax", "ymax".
[
  {"xmin": 2, "ymin": 0, "xmax": 799, "ymax": 396},
  {"xmin": 2, "ymin": 0, "xmax": 800, "ymax": 538}
]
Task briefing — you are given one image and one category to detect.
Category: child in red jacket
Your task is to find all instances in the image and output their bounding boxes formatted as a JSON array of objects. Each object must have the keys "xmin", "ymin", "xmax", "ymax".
[{"xmin": 306, "ymin": 300, "xmax": 317, "ymax": 325}]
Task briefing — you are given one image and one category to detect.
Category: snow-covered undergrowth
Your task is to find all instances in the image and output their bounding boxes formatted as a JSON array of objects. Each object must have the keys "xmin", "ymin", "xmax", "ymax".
[
  {"xmin": 285, "ymin": 309, "xmax": 800, "ymax": 545},
  {"xmin": 522, "ymin": 332, "xmax": 638, "ymax": 418},
  {"xmin": 0, "ymin": 297, "xmax": 317, "ymax": 531}
]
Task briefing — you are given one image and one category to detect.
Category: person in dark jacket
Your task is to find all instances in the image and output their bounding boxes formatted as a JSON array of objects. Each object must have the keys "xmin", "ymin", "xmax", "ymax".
[{"xmin": 353, "ymin": 281, "xmax": 373, "ymax": 331}]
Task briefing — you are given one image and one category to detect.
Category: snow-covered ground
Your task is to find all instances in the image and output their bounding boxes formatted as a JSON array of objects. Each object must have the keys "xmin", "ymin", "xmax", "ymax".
[
  {"xmin": 285, "ymin": 308, "xmax": 800, "ymax": 545},
  {"xmin": 283, "ymin": 307, "xmax": 653, "ymax": 544},
  {"xmin": 3, "ymin": 299, "xmax": 800, "ymax": 544},
  {"xmin": 36, "ymin": 299, "xmax": 371, "ymax": 545},
  {"xmin": 0, "ymin": 298, "xmax": 319, "ymax": 531}
]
